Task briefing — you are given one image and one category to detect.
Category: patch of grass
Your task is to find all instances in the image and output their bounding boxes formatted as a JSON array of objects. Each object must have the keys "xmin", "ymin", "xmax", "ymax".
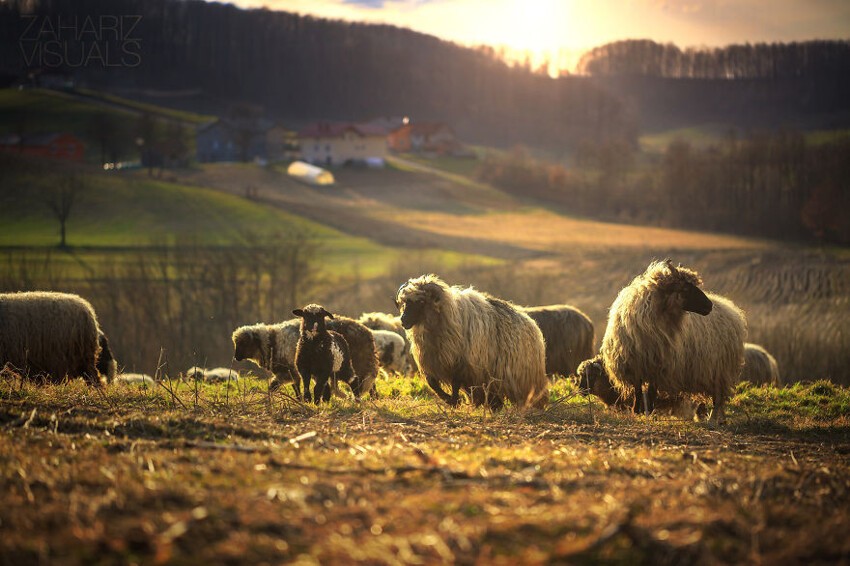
[
  {"xmin": 73, "ymin": 88, "xmax": 213, "ymax": 124},
  {"xmin": 1, "ymin": 376, "xmax": 848, "ymax": 564}
]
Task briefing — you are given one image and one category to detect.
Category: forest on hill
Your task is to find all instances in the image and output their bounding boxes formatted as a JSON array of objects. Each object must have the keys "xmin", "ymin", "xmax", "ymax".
[{"xmin": 2, "ymin": 1, "xmax": 850, "ymax": 147}]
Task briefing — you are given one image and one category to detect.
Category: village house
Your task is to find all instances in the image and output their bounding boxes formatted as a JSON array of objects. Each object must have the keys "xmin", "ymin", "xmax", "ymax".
[
  {"xmin": 0, "ymin": 132, "xmax": 85, "ymax": 162},
  {"xmin": 297, "ymin": 122, "xmax": 388, "ymax": 167},
  {"xmin": 387, "ymin": 122, "xmax": 460, "ymax": 155},
  {"xmin": 196, "ymin": 118, "xmax": 270, "ymax": 163}
]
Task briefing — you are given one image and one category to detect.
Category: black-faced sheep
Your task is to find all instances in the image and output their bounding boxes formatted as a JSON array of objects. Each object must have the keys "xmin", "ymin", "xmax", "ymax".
[
  {"xmin": 371, "ymin": 329, "xmax": 408, "ymax": 375},
  {"xmin": 358, "ymin": 311, "xmax": 415, "ymax": 374},
  {"xmin": 96, "ymin": 331, "xmax": 117, "ymax": 383},
  {"xmin": 574, "ymin": 355, "xmax": 704, "ymax": 420},
  {"xmin": 742, "ymin": 343, "xmax": 780, "ymax": 386},
  {"xmin": 521, "ymin": 305, "xmax": 595, "ymax": 378},
  {"xmin": 0, "ymin": 291, "xmax": 103, "ymax": 385},
  {"xmin": 396, "ymin": 274, "xmax": 548, "ymax": 410},
  {"xmin": 600, "ymin": 260, "xmax": 747, "ymax": 426},
  {"xmin": 232, "ymin": 316, "xmax": 378, "ymax": 398},
  {"xmin": 292, "ymin": 304, "xmax": 356, "ymax": 403}
]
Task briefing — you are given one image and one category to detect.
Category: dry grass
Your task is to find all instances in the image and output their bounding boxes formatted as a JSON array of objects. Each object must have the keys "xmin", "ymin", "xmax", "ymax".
[{"xmin": 1, "ymin": 375, "xmax": 849, "ymax": 565}]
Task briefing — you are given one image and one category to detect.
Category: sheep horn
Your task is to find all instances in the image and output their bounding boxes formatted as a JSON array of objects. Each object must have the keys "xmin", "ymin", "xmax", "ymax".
[{"xmin": 395, "ymin": 282, "xmax": 407, "ymax": 307}]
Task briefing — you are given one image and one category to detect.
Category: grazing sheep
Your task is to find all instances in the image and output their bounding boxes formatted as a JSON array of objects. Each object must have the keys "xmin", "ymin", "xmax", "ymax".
[
  {"xmin": 574, "ymin": 355, "xmax": 704, "ymax": 420},
  {"xmin": 233, "ymin": 316, "xmax": 378, "ymax": 398},
  {"xmin": 96, "ymin": 331, "xmax": 118, "ymax": 383},
  {"xmin": 600, "ymin": 260, "xmax": 747, "ymax": 426},
  {"xmin": 0, "ymin": 291, "xmax": 102, "ymax": 385},
  {"xmin": 359, "ymin": 311, "xmax": 415, "ymax": 374},
  {"xmin": 292, "ymin": 304, "xmax": 356, "ymax": 403},
  {"xmin": 184, "ymin": 366, "xmax": 240, "ymax": 383},
  {"xmin": 232, "ymin": 321, "xmax": 301, "ymax": 393},
  {"xmin": 396, "ymin": 274, "xmax": 548, "ymax": 410},
  {"xmin": 742, "ymin": 343, "xmax": 780, "ymax": 386},
  {"xmin": 371, "ymin": 329, "xmax": 408, "ymax": 374},
  {"xmin": 114, "ymin": 373, "xmax": 157, "ymax": 386},
  {"xmin": 521, "ymin": 305, "xmax": 595, "ymax": 378}
]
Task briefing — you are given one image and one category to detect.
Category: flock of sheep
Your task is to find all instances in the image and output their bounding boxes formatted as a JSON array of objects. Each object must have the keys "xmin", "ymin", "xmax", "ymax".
[{"xmin": 0, "ymin": 259, "xmax": 781, "ymax": 426}]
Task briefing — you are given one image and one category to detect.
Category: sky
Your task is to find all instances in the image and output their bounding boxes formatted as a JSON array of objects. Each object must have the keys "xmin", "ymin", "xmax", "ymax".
[{"xmin": 222, "ymin": 0, "xmax": 850, "ymax": 74}]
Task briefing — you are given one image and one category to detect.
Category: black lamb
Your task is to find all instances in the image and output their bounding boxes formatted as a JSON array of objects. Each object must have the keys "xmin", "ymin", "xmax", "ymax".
[{"xmin": 293, "ymin": 304, "xmax": 356, "ymax": 403}]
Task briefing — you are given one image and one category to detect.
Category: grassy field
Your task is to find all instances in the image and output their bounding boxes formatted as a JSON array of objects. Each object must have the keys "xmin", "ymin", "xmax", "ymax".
[{"xmin": 1, "ymin": 375, "xmax": 848, "ymax": 564}]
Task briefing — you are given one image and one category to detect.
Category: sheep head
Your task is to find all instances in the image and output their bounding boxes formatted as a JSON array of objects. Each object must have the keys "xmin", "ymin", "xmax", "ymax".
[
  {"xmin": 651, "ymin": 260, "xmax": 713, "ymax": 317},
  {"xmin": 396, "ymin": 275, "xmax": 445, "ymax": 329},
  {"xmin": 232, "ymin": 326, "xmax": 261, "ymax": 361},
  {"xmin": 293, "ymin": 304, "xmax": 334, "ymax": 337}
]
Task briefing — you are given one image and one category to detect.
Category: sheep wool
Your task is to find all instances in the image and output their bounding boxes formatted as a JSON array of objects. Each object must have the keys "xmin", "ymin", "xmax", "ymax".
[
  {"xmin": 522, "ymin": 304, "xmax": 595, "ymax": 378},
  {"xmin": 742, "ymin": 343, "xmax": 780, "ymax": 386},
  {"xmin": 0, "ymin": 291, "xmax": 102, "ymax": 385},
  {"xmin": 397, "ymin": 274, "xmax": 548, "ymax": 410},
  {"xmin": 600, "ymin": 261, "xmax": 747, "ymax": 425}
]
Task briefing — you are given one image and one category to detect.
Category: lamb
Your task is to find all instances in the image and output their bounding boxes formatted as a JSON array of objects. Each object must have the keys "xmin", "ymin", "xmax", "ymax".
[
  {"xmin": 396, "ymin": 274, "xmax": 548, "ymax": 410},
  {"xmin": 292, "ymin": 304, "xmax": 356, "ymax": 403},
  {"xmin": 114, "ymin": 373, "xmax": 157, "ymax": 386},
  {"xmin": 600, "ymin": 260, "xmax": 747, "ymax": 426},
  {"xmin": 358, "ymin": 311, "xmax": 415, "ymax": 374},
  {"xmin": 0, "ymin": 291, "xmax": 103, "ymax": 385},
  {"xmin": 232, "ymin": 321, "xmax": 301, "ymax": 393},
  {"xmin": 96, "ymin": 331, "xmax": 118, "ymax": 383},
  {"xmin": 741, "ymin": 343, "xmax": 780, "ymax": 386},
  {"xmin": 371, "ymin": 329, "xmax": 409, "ymax": 375},
  {"xmin": 574, "ymin": 355, "xmax": 704, "ymax": 420},
  {"xmin": 232, "ymin": 316, "xmax": 378, "ymax": 398},
  {"xmin": 521, "ymin": 305, "xmax": 595, "ymax": 378},
  {"xmin": 184, "ymin": 366, "xmax": 240, "ymax": 383}
]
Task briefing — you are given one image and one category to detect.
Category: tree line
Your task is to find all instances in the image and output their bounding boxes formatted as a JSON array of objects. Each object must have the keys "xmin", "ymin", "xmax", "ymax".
[{"xmin": 477, "ymin": 131, "xmax": 850, "ymax": 245}]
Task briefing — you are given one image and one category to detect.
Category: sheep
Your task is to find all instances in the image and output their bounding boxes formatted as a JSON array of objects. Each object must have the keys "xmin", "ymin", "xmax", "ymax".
[
  {"xmin": 371, "ymin": 329, "xmax": 408, "ymax": 374},
  {"xmin": 292, "ymin": 304, "xmax": 356, "ymax": 403},
  {"xmin": 114, "ymin": 373, "xmax": 157, "ymax": 386},
  {"xmin": 184, "ymin": 366, "xmax": 240, "ymax": 383},
  {"xmin": 396, "ymin": 274, "xmax": 548, "ymax": 410},
  {"xmin": 521, "ymin": 305, "xmax": 595, "ymax": 378},
  {"xmin": 232, "ymin": 321, "xmax": 301, "ymax": 393},
  {"xmin": 741, "ymin": 343, "xmax": 780, "ymax": 386},
  {"xmin": 0, "ymin": 291, "xmax": 103, "ymax": 386},
  {"xmin": 96, "ymin": 331, "xmax": 118, "ymax": 383},
  {"xmin": 600, "ymin": 260, "xmax": 747, "ymax": 426},
  {"xmin": 232, "ymin": 316, "xmax": 378, "ymax": 398},
  {"xmin": 574, "ymin": 355, "xmax": 705, "ymax": 420},
  {"xmin": 359, "ymin": 311, "xmax": 415, "ymax": 374}
]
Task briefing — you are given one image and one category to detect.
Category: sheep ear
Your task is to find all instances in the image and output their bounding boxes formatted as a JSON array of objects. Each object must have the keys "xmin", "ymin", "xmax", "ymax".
[
  {"xmin": 292, "ymin": 309, "xmax": 304, "ymax": 317},
  {"xmin": 322, "ymin": 309, "xmax": 334, "ymax": 319}
]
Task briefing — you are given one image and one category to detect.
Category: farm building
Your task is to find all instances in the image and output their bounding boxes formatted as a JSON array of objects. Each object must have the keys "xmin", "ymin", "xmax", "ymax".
[
  {"xmin": 297, "ymin": 122, "xmax": 387, "ymax": 167},
  {"xmin": 287, "ymin": 160, "xmax": 335, "ymax": 186},
  {"xmin": 196, "ymin": 118, "xmax": 269, "ymax": 163},
  {"xmin": 0, "ymin": 132, "xmax": 85, "ymax": 162},
  {"xmin": 388, "ymin": 122, "xmax": 463, "ymax": 155},
  {"xmin": 266, "ymin": 125, "xmax": 300, "ymax": 163}
]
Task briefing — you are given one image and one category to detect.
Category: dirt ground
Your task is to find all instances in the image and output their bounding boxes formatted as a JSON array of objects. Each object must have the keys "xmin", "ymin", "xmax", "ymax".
[{"xmin": 1, "ymin": 379, "xmax": 848, "ymax": 565}]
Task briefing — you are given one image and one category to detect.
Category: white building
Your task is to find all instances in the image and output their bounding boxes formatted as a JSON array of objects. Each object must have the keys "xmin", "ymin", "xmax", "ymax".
[{"xmin": 297, "ymin": 122, "xmax": 388, "ymax": 167}]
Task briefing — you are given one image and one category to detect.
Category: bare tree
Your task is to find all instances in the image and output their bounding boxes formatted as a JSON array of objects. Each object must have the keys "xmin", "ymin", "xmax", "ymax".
[{"xmin": 45, "ymin": 174, "xmax": 82, "ymax": 249}]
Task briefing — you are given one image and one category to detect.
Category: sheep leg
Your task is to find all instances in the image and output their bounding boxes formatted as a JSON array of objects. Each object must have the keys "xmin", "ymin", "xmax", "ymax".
[
  {"xmin": 297, "ymin": 361, "xmax": 312, "ymax": 403},
  {"xmin": 709, "ymin": 392, "xmax": 727, "ymax": 427},
  {"xmin": 631, "ymin": 379, "xmax": 644, "ymax": 414},
  {"xmin": 425, "ymin": 374, "xmax": 454, "ymax": 405},
  {"xmin": 312, "ymin": 373, "xmax": 330, "ymax": 404},
  {"xmin": 487, "ymin": 393, "xmax": 504, "ymax": 412},
  {"xmin": 647, "ymin": 383, "xmax": 658, "ymax": 414}
]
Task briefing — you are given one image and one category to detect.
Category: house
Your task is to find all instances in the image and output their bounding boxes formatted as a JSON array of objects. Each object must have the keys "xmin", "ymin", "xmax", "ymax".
[
  {"xmin": 297, "ymin": 122, "xmax": 388, "ymax": 167},
  {"xmin": 196, "ymin": 118, "xmax": 269, "ymax": 163},
  {"xmin": 388, "ymin": 122, "xmax": 459, "ymax": 155},
  {"xmin": 266, "ymin": 125, "xmax": 300, "ymax": 163},
  {"xmin": 0, "ymin": 132, "xmax": 85, "ymax": 162}
]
